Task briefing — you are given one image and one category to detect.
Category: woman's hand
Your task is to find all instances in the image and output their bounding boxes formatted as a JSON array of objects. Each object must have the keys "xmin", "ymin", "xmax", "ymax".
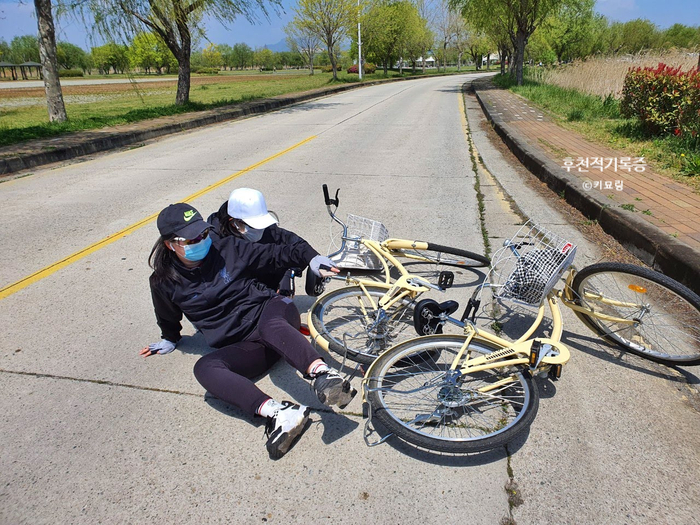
[
  {"xmin": 140, "ymin": 339, "xmax": 176, "ymax": 357},
  {"xmin": 309, "ymin": 255, "xmax": 340, "ymax": 278}
]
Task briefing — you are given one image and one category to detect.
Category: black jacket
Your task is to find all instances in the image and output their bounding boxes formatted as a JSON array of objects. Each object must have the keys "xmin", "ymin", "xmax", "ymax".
[
  {"xmin": 150, "ymin": 234, "xmax": 317, "ymax": 348},
  {"xmin": 207, "ymin": 202, "xmax": 311, "ymax": 292}
]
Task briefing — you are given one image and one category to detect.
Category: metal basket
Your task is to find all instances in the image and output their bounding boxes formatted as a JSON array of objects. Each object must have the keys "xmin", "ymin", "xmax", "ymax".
[
  {"xmin": 330, "ymin": 214, "xmax": 389, "ymax": 270},
  {"xmin": 488, "ymin": 221, "xmax": 577, "ymax": 305}
]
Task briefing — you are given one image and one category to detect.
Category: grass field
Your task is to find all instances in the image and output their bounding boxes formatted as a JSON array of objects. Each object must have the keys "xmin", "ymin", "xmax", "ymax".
[
  {"xmin": 493, "ymin": 57, "xmax": 700, "ymax": 191},
  {"xmin": 0, "ymin": 66, "xmax": 477, "ymax": 147}
]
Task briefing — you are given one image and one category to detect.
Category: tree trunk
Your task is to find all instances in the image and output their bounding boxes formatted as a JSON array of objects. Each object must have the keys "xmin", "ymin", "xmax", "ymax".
[
  {"xmin": 34, "ymin": 0, "xmax": 67, "ymax": 122},
  {"xmin": 514, "ymin": 29, "xmax": 527, "ymax": 85}
]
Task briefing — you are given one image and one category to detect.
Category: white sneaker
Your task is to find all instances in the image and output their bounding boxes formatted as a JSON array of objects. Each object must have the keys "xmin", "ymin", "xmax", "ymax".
[{"xmin": 264, "ymin": 401, "xmax": 310, "ymax": 459}]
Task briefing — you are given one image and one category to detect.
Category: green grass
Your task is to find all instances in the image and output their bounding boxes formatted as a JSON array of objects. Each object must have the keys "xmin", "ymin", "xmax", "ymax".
[
  {"xmin": 492, "ymin": 71, "xmax": 700, "ymax": 191},
  {"xmin": 0, "ymin": 66, "xmax": 477, "ymax": 148}
]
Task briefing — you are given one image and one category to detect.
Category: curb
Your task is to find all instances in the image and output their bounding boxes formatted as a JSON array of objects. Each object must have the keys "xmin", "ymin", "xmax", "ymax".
[
  {"xmin": 471, "ymin": 77, "xmax": 700, "ymax": 295},
  {"xmin": 0, "ymin": 72, "xmax": 471, "ymax": 177}
]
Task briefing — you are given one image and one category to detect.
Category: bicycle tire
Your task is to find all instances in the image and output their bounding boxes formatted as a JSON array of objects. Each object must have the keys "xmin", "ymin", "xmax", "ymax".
[
  {"xmin": 389, "ymin": 243, "xmax": 490, "ymax": 269},
  {"xmin": 366, "ymin": 334, "xmax": 539, "ymax": 454},
  {"xmin": 571, "ymin": 262, "xmax": 700, "ymax": 366},
  {"xmin": 308, "ymin": 285, "xmax": 417, "ymax": 365}
]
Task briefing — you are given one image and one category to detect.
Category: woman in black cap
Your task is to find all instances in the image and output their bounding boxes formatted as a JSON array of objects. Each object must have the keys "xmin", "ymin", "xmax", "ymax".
[{"xmin": 141, "ymin": 203, "xmax": 354, "ymax": 459}]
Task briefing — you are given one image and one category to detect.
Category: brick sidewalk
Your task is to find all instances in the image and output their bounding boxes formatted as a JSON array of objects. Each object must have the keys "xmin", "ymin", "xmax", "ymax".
[{"xmin": 475, "ymin": 82, "xmax": 700, "ymax": 252}]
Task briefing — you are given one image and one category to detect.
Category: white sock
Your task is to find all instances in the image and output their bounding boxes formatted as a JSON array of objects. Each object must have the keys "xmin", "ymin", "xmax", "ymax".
[
  {"xmin": 257, "ymin": 399, "xmax": 284, "ymax": 418},
  {"xmin": 309, "ymin": 362, "xmax": 331, "ymax": 377}
]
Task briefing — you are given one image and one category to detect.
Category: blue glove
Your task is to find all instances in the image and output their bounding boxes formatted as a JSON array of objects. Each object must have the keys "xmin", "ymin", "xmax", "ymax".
[
  {"xmin": 309, "ymin": 255, "xmax": 337, "ymax": 277},
  {"xmin": 148, "ymin": 339, "xmax": 176, "ymax": 355}
]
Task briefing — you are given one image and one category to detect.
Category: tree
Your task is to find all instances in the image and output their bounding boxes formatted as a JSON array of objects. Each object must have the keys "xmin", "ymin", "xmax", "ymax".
[
  {"xmin": 0, "ymin": 40, "xmax": 10, "ymax": 62},
  {"xmin": 56, "ymin": 42, "xmax": 89, "ymax": 70},
  {"xmin": 660, "ymin": 23, "xmax": 696, "ymax": 50},
  {"xmin": 294, "ymin": 0, "xmax": 355, "ymax": 80},
  {"xmin": 452, "ymin": 14, "xmax": 469, "ymax": 70},
  {"xmin": 433, "ymin": 0, "xmax": 460, "ymax": 72},
  {"xmin": 285, "ymin": 19, "xmax": 321, "ymax": 74},
  {"xmin": 464, "ymin": 22, "xmax": 490, "ymax": 70},
  {"xmin": 9, "ymin": 35, "xmax": 40, "ymax": 63},
  {"xmin": 542, "ymin": 0, "xmax": 594, "ymax": 63},
  {"xmin": 202, "ymin": 43, "xmax": 223, "ymax": 68},
  {"xmin": 91, "ymin": 43, "xmax": 129, "ymax": 74},
  {"xmin": 217, "ymin": 43, "xmax": 233, "ymax": 69},
  {"xmin": 453, "ymin": 0, "xmax": 565, "ymax": 85},
  {"xmin": 620, "ymin": 19, "xmax": 659, "ymax": 53},
  {"xmin": 231, "ymin": 42, "xmax": 254, "ymax": 69},
  {"xmin": 128, "ymin": 32, "xmax": 176, "ymax": 73},
  {"xmin": 253, "ymin": 47, "xmax": 274, "ymax": 69},
  {"xmin": 359, "ymin": 0, "xmax": 424, "ymax": 75},
  {"xmin": 34, "ymin": 0, "xmax": 68, "ymax": 122},
  {"xmin": 73, "ymin": 0, "xmax": 281, "ymax": 104}
]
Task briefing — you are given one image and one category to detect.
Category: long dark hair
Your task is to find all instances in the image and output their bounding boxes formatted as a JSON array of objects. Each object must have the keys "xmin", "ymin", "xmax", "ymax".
[
  {"xmin": 148, "ymin": 236, "xmax": 181, "ymax": 284},
  {"xmin": 216, "ymin": 206, "xmax": 241, "ymax": 239},
  {"xmin": 216, "ymin": 204, "xmax": 278, "ymax": 239}
]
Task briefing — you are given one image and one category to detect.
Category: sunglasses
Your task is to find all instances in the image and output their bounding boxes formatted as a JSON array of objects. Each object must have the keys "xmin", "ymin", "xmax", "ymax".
[{"xmin": 172, "ymin": 229, "xmax": 210, "ymax": 246}]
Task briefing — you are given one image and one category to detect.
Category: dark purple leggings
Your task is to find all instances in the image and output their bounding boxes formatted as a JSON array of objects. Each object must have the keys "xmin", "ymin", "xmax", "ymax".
[{"xmin": 192, "ymin": 295, "xmax": 321, "ymax": 416}]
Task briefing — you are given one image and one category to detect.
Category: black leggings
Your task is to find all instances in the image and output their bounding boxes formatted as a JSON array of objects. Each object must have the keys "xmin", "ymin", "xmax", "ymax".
[{"xmin": 192, "ymin": 296, "xmax": 321, "ymax": 416}]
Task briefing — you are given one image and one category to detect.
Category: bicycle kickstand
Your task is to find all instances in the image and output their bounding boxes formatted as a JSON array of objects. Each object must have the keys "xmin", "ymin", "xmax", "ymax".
[{"xmin": 362, "ymin": 384, "xmax": 394, "ymax": 447}]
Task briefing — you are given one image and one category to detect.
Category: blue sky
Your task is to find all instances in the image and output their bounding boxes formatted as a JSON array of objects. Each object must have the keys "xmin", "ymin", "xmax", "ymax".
[{"xmin": 0, "ymin": 0, "xmax": 698, "ymax": 50}]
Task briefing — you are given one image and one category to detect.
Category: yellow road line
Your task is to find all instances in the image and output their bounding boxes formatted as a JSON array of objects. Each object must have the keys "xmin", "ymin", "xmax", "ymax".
[{"xmin": 0, "ymin": 135, "xmax": 317, "ymax": 301}]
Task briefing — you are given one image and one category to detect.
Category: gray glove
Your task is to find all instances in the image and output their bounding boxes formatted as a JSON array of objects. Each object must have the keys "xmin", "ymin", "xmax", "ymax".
[
  {"xmin": 309, "ymin": 255, "xmax": 337, "ymax": 277},
  {"xmin": 148, "ymin": 339, "xmax": 176, "ymax": 355}
]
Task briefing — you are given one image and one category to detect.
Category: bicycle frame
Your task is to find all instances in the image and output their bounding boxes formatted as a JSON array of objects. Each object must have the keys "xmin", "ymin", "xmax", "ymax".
[{"xmin": 362, "ymin": 265, "xmax": 647, "ymax": 393}]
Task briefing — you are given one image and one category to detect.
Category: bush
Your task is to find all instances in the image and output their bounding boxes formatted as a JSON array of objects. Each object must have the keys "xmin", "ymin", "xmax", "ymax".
[
  {"xmin": 59, "ymin": 69, "xmax": 84, "ymax": 77},
  {"xmin": 321, "ymin": 65, "xmax": 335, "ymax": 73},
  {"xmin": 620, "ymin": 63, "xmax": 700, "ymax": 139},
  {"xmin": 347, "ymin": 63, "xmax": 377, "ymax": 74},
  {"xmin": 194, "ymin": 67, "xmax": 219, "ymax": 75}
]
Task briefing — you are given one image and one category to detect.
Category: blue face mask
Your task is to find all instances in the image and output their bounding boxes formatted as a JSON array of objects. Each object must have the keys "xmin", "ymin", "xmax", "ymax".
[{"xmin": 182, "ymin": 235, "xmax": 212, "ymax": 261}]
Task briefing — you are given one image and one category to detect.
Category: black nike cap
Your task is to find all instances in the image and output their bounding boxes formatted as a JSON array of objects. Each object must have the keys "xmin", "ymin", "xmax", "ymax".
[{"xmin": 156, "ymin": 203, "xmax": 211, "ymax": 239}]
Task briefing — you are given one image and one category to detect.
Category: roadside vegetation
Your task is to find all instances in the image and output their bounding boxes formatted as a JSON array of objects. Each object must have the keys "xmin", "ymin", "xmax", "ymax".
[
  {"xmin": 493, "ymin": 50, "xmax": 700, "ymax": 191},
  {"xmin": 0, "ymin": 66, "xmax": 476, "ymax": 147}
]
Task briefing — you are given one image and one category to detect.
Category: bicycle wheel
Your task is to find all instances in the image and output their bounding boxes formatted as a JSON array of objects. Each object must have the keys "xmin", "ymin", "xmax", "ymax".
[
  {"xmin": 572, "ymin": 262, "xmax": 700, "ymax": 366},
  {"xmin": 308, "ymin": 285, "xmax": 417, "ymax": 365},
  {"xmin": 366, "ymin": 335, "xmax": 539, "ymax": 454},
  {"xmin": 389, "ymin": 243, "xmax": 490, "ymax": 269}
]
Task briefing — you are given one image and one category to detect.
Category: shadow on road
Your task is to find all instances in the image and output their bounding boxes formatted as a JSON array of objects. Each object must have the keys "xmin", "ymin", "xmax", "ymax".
[{"xmin": 562, "ymin": 331, "xmax": 699, "ymax": 385}]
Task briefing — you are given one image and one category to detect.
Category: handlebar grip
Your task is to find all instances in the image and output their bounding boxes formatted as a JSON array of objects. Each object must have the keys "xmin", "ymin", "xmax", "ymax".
[{"xmin": 322, "ymin": 184, "xmax": 340, "ymax": 207}]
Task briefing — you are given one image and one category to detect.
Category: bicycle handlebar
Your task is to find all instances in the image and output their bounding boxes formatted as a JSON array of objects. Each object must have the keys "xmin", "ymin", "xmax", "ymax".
[{"xmin": 323, "ymin": 184, "xmax": 340, "ymax": 207}]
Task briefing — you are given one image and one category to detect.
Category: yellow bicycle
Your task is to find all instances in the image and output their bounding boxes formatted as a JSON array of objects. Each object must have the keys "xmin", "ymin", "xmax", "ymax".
[
  {"xmin": 361, "ymin": 221, "xmax": 700, "ymax": 453},
  {"xmin": 306, "ymin": 185, "xmax": 490, "ymax": 365}
]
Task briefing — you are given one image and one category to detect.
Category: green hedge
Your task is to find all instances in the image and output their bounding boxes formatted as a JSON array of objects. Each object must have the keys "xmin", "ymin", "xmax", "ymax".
[
  {"xmin": 58, "ymin": 69, "xmax": 84, "ymax": 77},
  {"xmin": 621, "ymin": 63, "xmax": 700, "ymax": 139},
  {"xmin": 193, "ymin": 67, "xmax": 219, "ymax": 75}
]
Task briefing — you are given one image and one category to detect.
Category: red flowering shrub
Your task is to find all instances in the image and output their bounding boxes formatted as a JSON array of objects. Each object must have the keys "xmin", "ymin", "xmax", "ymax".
[
  {"xmin": 621, "ymin": 63, "xmax": 700, "ymax": 139},
  {"xmin": 346, "ymin": 63, "xmax": 376, "ymax": 74}
]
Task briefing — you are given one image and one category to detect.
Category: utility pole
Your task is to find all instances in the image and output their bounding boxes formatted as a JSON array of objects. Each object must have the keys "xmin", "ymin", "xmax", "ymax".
[{"xmin": 358, "ymin": 0, "xmax": 362, "ymax": 80}]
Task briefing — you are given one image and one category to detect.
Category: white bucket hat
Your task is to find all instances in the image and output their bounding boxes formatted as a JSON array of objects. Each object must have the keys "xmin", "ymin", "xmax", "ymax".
[{"xmin": 227, "ymin": 188, "xmax": 278, "ymax": 229}]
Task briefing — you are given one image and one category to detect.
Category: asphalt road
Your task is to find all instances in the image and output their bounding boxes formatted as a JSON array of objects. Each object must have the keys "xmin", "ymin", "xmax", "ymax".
[{"xmin": 1, "ymin": 72, "xmax": 698, "ymax": 524}]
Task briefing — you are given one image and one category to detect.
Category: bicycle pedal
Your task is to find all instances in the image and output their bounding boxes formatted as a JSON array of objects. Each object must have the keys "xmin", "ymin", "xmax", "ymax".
[
  {"xmin": 438, "ymin": 271, "xmax": 454, "ymax": 290},
  {"xmin": 548, "ymin": 364, "xmax": 562, "ymax": 380}
]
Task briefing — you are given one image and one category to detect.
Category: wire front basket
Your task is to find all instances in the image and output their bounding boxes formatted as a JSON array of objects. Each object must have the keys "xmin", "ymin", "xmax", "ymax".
[
  {"xmin": 330, "ymin": 214, "xmax": 390, "ymax": 270},
  {"xmin": 488, "ymin": 221, "xmax": 577, "ymax": 305}
]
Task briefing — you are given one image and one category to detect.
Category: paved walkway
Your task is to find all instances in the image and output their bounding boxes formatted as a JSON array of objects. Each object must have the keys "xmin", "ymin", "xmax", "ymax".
[
  {"xmin": 472, "ymin": 78, "xmax": 700, "ymax": 293},
  {"xmin": 474, "ymin": 81, "xmax": 700, "ymax": 251}
]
